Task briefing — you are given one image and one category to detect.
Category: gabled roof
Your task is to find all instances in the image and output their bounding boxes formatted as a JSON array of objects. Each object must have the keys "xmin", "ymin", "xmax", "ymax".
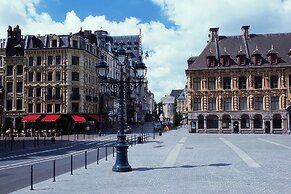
[{"xmin": 187, "ymin": 27, "xmax": 291, "ymax": 71}]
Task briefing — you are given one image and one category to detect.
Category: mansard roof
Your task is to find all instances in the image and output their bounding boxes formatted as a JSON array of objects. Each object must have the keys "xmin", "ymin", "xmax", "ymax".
[
  {"xmin": 111, "ymin": 35, "xmax": 141, "ymax": 59},
  {"xmin": 187, "ymin": 27, "xmax": 291, "ymax": 71}
]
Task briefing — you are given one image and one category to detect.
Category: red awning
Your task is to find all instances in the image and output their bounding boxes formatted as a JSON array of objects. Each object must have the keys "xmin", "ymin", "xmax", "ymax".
[
  {"xmin": 41, "ymin": 115, "xmax": 61, "ymax": 122},
  {"xmin": 88, "ymin": 114, "xmax": 103, "ymax": 122},
  {"xmin": 22, "ymin": 114, "xmax": 42, "ymax": 122},
  {"xmin": 71, "ymin": 115, "xmax": 86, "ymax": 123}
]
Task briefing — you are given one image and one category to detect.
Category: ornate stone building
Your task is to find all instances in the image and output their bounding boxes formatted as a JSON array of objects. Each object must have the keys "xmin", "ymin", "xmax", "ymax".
[
  {"xmin": 186, "ymin": 26, "xmax": 291, "ymax": 134},
  {"xmin": 0, "ymin": 25, "xmax": 150, "ymax": 133}
]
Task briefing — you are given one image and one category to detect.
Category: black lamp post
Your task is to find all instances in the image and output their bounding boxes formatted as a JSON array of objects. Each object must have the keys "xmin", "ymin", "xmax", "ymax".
[{"xmin": 96, "ymin": 43, "xmax": 147, "ymax": 172}]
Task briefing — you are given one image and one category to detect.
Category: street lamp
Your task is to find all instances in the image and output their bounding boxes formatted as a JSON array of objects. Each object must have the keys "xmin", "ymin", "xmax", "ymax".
[{"xmin": 96, "ymin": 42, "xmax": 147, "ymax": 172}]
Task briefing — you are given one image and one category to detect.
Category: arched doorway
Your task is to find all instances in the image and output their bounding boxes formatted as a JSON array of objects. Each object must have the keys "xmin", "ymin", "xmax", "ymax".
[
  {"xmin": 222, "ymin": 115, "xmax": 231, "ymax": 129},
  {"xmin": 206, "ymin": 115, "xmax": 218, "ymax": 129},
  {"xmin": 254, "ymin": 114, "xmax": 263, "ymax": 129},
  {"xmin": 273, "ymin": 114, "xmax": 282, "ymax": 129},
  {"xmin": 265, "ymin": 121, "xmax": 270, "ymax": 134},
  {"xmin": 233, "ymin": 121, "xmax": 239, "ymax": 133},
  {"xmin": 241, "ymin": 114, "xmax": 250, "ymax": 129},
  {"xmin": 198, "ymin": 115, "xmax": 204, "ymax": 129}
]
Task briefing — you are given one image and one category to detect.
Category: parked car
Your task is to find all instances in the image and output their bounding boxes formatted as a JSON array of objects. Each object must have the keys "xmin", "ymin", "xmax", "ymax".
[
  {"xmin": 154, "ymin": 122, "xmax": 162, "ymax": 131},
  {"xmin": 124, "ymin": 125, "xmax": 132, "ymax": 134}
]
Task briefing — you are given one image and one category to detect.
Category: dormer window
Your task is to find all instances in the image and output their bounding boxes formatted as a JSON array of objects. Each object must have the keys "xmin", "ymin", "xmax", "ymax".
[
  {"xmin": 267, "ymin": 45, "xmax": 278, "ymax": 64},
  {"xmin": 269, "ymin": 54, "xmax": 278, "ymax": 64},
  {"xmin": 206, "ymin": 48, "xmax": 217, "ymax": 67},
  {"xmin": 236, "ymin": 46, "xmax": 246, "ymax": 65},
  {"xmin": 207, "ymin": 56, "xmax": 217, "ymax": 67},
  {"xmin": 72, "ymin": 40, "xmax": 78, "ymax": 48},
  {"xmin": 221, "ymin": 48, "xmax": 230, "ymax": 66},
  {"xmin": 253, "ymin": 54, "xmax": 262, "ymax": 65},
  {"xmin": 237, "ymin": 55, "xmax": 246, "ymax": 65},
  {"xmin": 252, "ymin": 45, "xmax": 262, "ymax": 65},
  {"xmin": 52, "ymin": 39, "xmax": 57, "ymax": 47}
]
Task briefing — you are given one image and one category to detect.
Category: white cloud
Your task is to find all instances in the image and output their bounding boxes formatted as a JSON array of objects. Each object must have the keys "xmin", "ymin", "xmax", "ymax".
[{"xmin": 1, "ymin": 0, "xmax": 291, "ymax": 101}]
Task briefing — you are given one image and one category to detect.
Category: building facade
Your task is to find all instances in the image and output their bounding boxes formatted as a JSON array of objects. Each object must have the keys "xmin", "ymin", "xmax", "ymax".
[
  {"xmin": 186, "ymin": 26, "xmax": 291, "ymax": 134},
  {"xmin": 0, "ymin": 25, "xmax": 149, "ymax": 133}
]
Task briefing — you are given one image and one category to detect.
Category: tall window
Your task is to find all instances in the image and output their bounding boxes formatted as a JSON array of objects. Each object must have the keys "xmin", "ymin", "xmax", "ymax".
[
  {"xmin": 72, "ymin": 103, "xmax": 79, "ymax": 113},
  {"xmin": 36, "ymin": 103, "xmax": 41, "ymax": 113},
  {"xmin": 239, "ymin": 97, "xmax": 247, "ymax": 110},
  {"xmin": 193, "ymin": 78, "xmax": 201, "ymax": 91},
  {"xmin": 47, "ymin": 104, "xmax": 52, "ymax": 113},
  {"xmin": 224, "ymin": 97, "xmax": 232, "ymax": 111},
  {"xmin": 28, "ymin": 88, "xmax": 33, "ymax": 97},
  {"xmin": 36, "ymin": 88, "xmax": 41, "ymax": 97},
  {"xmin": 28, "ymin": 72, "xmax": 33, "ymax": 82},
  {"xmin": 55, "ymin": 87, "xmax": 61, "ymax": 99},
  {"xmin": 55, "ymin": 104, "xmax": 61, "ymax": 112},
  {"xmin": 48, "ymin": 56, "xmax": 53, "ymax": 65},
  {"xmin": 6, "ymin": 100, "xmax": 12, "ymax": 110},
  {"xmin": 36, "ymin": 72, "xmax": 41, "ymax": 81},
  {"xmin": 72, "ymin": 72, "xmax": 79, "ymax": 81},
  {"xmin": 270, "ymin": 75, "xmax": 278, "ymax": 89},
  {"xmin": 28, "ymin": 57, "xmax": 33, "ymax": 66},
  {"xmin": 271, "ymin": 96, "xmax": 279, "ymax": 110},
  {"xmin": 223, "ymin": 77, "xmax": 231, "ymax": 89},
  {"xmin": 208, "ymin": 77, "xmax": 216, "ymax": 90},
  {"xmin": 47, "ymin": 72, "xmax": 53, "ymax": 81},
  {"xmin": 239, "ymin": 76, "xmax": 247, "ymax": 89},
  {"xmin": 56, "ymin": 55, "xmax": 61, "ymax": 65},
  {"xmin": 6, "ymin": 65, "xmax": 13, "ymax": 76},
  {"xmin": 36, "ymin": 56, "xmax": 41, "ymax": 66},
  {"xmin": 16, "ymin": 99, "xmax": 22, "ymax": 110},
  {"xmin": 72, "ymin": 56, "xmax": 79, "ymax": 65},
  {"xmin": 17, "ymin": 65, "xmax": 23, "ymax": 75},
  {"xmin": 16, "ymin": 82, "xmax": 23, "ymax": 93},
  {"xmin": 255, "ymin": 97, "xmax": 263, "ymax": 110},
  {"xmin": 208, "ymin": 98, "xmax": 216, "ymax": 111},
  {"xmin": 7, "ymin": 82, "xmax": 12, "ymax": 93},
  {"xmin": 28, "ymin": 104, "xmax": 33, "ymax": 113},
  {"xmin": 254, "ymin": 76, "xmax": 262, "ymax": 89},
  {"xmin": 56, "ymin": 71, "xmax": 61, "ymax": 81},
  {"xmin": 193, "ymin": 98, "xmax": 201, "ymax": 111}
]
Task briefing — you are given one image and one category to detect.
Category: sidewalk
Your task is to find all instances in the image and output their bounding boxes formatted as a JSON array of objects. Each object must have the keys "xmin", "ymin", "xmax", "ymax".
[{"xmin": 12, "ymin": 127, "xmax": 291, "ymax": 194}]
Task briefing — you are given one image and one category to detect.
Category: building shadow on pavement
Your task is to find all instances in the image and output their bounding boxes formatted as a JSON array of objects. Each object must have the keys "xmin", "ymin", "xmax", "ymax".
[{"xmin": 133, "ymin": 163, "xmax": 232, "ymax": 171}]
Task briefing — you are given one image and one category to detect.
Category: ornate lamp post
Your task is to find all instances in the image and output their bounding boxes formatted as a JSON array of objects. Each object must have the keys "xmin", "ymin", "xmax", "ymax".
[{"xmin": 96, "ymin": 43, "xmax": 147, "ymax": 172}]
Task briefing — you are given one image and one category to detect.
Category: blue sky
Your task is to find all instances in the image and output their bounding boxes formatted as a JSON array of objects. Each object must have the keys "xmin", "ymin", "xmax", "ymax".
[
  {"xmin": 37, "ymin": 0, "xmax": 174, "ymax": 28},
  {"xmin": 1, "ymin": 0, "xmax": 291, "ymax": 101}
]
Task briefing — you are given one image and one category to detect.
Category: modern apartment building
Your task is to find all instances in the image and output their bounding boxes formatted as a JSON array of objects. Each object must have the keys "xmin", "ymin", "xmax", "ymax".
[{"xmin": 186, "ymin": 26, "xmax": 291, "ymax": 134}]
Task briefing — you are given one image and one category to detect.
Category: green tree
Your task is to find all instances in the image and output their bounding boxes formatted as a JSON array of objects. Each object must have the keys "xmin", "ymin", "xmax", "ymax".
[{"xmin": 173, "ymin": 111, "xmax": 182, "ymax": 126}]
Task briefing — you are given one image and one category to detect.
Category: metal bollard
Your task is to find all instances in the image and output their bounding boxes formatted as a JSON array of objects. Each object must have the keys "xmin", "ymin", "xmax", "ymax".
[
  {"xmin": 85, "ymin": 151, "xmax": 87, "ymax": 169},
  {"xmin": 53, "ymin": 160, "xmax": 56, "ymax": 182},
  {"xmin": 30, "ymin": 165, "xmax": 33, "ymax": 190},
  {"xmin": 4, "ymin": 137, "xmax": 6, "ymax": 149},
  {"xmin": 97, "ymin": 147, "xmax": 99, "ymax": 165},
  {"xmin": 71, "ymin": 155, "xmax": 73, "ymax": 175},
  {"xmin": 44, "ymin": 137, "xmax": 46, "ymax": 146},
  {"xmin": 22, "ymin": 139, "xmax": 25, "ymax": 149}
]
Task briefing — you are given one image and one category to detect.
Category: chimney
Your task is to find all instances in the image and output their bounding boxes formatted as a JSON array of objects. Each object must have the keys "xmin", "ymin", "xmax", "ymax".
[
  {"xmin": 241, "ymin": 25, "xmax": 250, "ymax": 39},
  {"xmin": 208, "ymin": 27, "xmax": 219, "ymax": 42}
]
